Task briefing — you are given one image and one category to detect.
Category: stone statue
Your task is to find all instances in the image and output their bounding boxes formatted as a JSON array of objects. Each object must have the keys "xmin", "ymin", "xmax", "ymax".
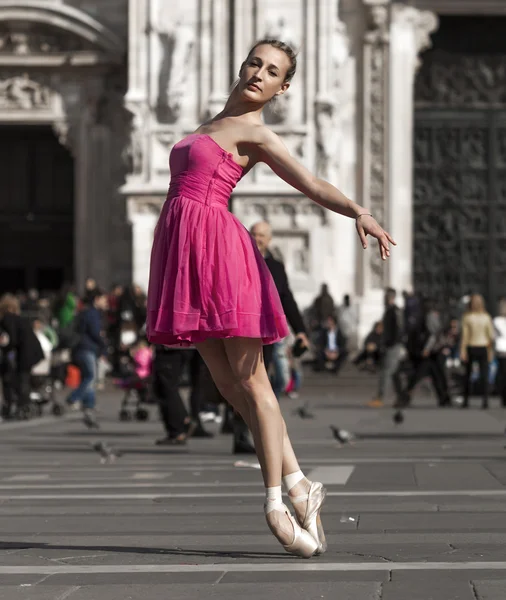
[
  {"xmin": 365, "ymin": 2, "xmax": 390, "ymax": 44},
  {"xmin": 10, "ymin": 33, "xmax": 30, "ymax": 55},
  {"xmin": 315, "ymin": 98, "xmax": 337, "ymax": 179},
  {"xmin": 155, "ymin": 5, "xmax": 195, "ymax": 122},
  {"xmin": 124, "ymin": 107, "xmax": 144, "ymax": 176},
  {"xmin": 0, "ymin": 73, "xmax": 50, "ymax": 110}
]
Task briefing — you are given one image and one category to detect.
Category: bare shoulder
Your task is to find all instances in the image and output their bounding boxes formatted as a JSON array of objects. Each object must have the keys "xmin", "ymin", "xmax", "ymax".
[{"xmin": 245, "ymin": 125, "xmax": 283, "ymax": 148}]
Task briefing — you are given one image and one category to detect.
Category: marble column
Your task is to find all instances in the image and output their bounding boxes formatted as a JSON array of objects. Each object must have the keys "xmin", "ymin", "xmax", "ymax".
[
  {"xmin": 388, "ymin": 4, "xmax": 438, "ymax": 293},
  {"xmin": 206, "ymin": 0, "xmax": 230, "ymax": 116},
  {"xmin": 357, "ymin": 0, "xmax": 392, "ymax": 339},
  {"xmin": 128, "ymin": 198, "xmax": 161, "ymax": 292},
  {"xmin": 127, "ymin": 0, "xmax": 148, "ymax": 101}
]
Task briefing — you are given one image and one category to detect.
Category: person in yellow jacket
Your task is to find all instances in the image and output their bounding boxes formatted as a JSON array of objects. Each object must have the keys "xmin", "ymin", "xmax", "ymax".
[{"xmin": 460, "ymin": 294, "xmax": 494, "ymax": 409}]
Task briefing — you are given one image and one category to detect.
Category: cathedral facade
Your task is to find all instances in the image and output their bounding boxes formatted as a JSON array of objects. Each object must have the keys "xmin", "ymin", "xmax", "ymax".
[{"xmin": 2, "ymin": 0, "xmax": 506, "ymax": 336}]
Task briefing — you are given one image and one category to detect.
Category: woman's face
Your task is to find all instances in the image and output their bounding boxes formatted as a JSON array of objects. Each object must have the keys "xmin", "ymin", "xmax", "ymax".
[{"xmin": 239, "ymin": 44, "xmax": 291, "ymax": 105}]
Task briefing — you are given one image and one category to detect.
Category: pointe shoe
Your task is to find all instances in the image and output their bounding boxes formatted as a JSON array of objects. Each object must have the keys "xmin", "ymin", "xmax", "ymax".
[
  {"xmin": 290, "ymin": 481, "xmax": 328, "ymax": 555},
  {"xmin": 264, "ymin": 502, "xmax": 318, "ymax": 559}
]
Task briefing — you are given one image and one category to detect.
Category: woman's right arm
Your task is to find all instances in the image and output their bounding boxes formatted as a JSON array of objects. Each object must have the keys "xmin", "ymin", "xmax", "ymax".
[{"xmin": 251, "ymin": 127, "xmax": 395, "ymax": 261}]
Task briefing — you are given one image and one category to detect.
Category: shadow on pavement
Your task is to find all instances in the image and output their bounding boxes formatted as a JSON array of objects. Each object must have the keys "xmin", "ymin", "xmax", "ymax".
[{"xmin": 0, "ymin": 540, "xmax": 293, "ymax": 560}]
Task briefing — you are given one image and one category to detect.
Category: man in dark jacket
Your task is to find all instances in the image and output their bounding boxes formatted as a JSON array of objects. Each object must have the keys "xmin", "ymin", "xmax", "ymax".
[
  {"xmin": 315, "ymin": 315, "xmax": 348, "ymax": 373},
  {"xmin": 66, "ymin": 289, "xmax": 108, "ymax": 426},
  {"xmin": 226, "ymin": 221, "xmax": 309, "ymax": 454},
  {"xmin": 369, "ymin": 288, "xmax": 404, "ymax": 407},
  {"xmin": 250, "ymin": 221, "xmax": 309, "ymax": 371},
  {"xmin": 0, "ymin": 294, "xmax": 44, "ymax": 419}
]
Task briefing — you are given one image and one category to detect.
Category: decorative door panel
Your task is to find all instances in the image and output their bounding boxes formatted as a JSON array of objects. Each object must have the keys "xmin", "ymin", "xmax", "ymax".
[
  {"xmin": 415, "ymin": 30, "xmax": 506, "ymax": 309},
  {"xmin": 414, "ymin": 111, "xmax": 506, "ymax": 306}
]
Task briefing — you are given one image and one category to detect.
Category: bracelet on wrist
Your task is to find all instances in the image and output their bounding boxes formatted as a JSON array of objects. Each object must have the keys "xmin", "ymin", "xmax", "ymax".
[{"xmin": 356, "ymin": 213, "xmax": 372, "ymax": 220}]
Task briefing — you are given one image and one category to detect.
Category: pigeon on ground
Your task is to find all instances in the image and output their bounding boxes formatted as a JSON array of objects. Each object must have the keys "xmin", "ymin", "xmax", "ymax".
[
  {"xmin": 393, "ymin": 410, "xmax": 404, "ymax": 425},
  {"xmin": 83, "ymin": 410, "xmax": 100, "ymax": 430},
  {"xmin": 330, "ymin": 426, "xmax": 356, "ymax": 444},
  {"xmin": 91, "ymin": 441, "xmax": 122, "ymax": 464},
  {"xmin": 293, "ymin": 400, "xmax": 315, "ymax": 419}
]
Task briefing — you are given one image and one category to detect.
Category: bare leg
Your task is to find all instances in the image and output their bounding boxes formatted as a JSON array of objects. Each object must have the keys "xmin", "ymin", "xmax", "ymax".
[
  {"xmin": 196, "ymin": 339, "xmax": 301, "ymax": 469},
  {"xmin": 196, "ymin": 338, "xmax": 301, "ymax": 546}
]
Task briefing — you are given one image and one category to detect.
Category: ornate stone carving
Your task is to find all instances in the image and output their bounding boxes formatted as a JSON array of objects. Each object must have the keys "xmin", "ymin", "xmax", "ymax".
[
  {"xmin": 314, "ymin": 6, "xmax": 348, "ymax": 181},
  {"xmin": 364, "ymin": 0, "xmax": 390, "ymax": 288},
  {"xmin": 392, "ymin": 6, "xmax": 438, "ymax": 70},
  {"xmin": 0, "ymin": 24, "xmax": 95, "ymax": 54},
  {"xmin": 155, "ymin": 9, "xmax": 195, "ymax": 123},
  {"xmin": 129, "ymin": 197, "xmax": 163, "ymax": 217},
  {"xmin": 241, "ymin": 196, "xmax": 327, "ymax": 227},
  {"xmin": 315, "ymin": 99, "xmax": 336, "ymax": 179},
  {"xmin": 416, "ymin": 51, "xmax": 506, "ymax": 107},
  {"xmin": 414, "ymin": 46, "xmax": 506, "ymax": 304},
  {"xmin": 0, "ymin": 73, "xmax": 51, "ymax": 109},
  {"xmin": 124, "ymin": 104, "xmax": 148, "ymax": 177},
  {"xmin": 364, "ymin": 1, "xmax": 390, "ymax": 44}
]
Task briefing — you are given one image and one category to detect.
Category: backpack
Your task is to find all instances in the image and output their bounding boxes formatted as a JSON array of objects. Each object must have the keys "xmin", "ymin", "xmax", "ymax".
[
  {"xmin": 58, "ymin": 313, "xmax": 82, "ymax": 351},
  {"xmin": 405, "ymin": 315, "xmax": 430, "ymax": 359}
]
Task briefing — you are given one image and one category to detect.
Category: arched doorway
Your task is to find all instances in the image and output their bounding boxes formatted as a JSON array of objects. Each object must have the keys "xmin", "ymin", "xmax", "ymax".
[
  {"xmin": 0, "ymin": 125, "xmax": 74, "ymax": 293},
  {"xmin": 414, "ymin": 15, "xmax": 506, "ymax": 311}
]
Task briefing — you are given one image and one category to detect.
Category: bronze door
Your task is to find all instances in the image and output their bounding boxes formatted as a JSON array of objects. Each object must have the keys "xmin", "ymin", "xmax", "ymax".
[
  {"xmin": 414, "ymin": 15, "xmax": 506, "ymax": 311},
  {"xmin": 414, "ymin": 110, "xmax": 506, "ymax": 307}
]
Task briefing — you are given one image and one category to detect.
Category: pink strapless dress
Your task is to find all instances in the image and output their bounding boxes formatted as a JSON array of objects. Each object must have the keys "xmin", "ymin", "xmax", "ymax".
[{"xmin": 146, "ymin": 133, "xmax": 289, "ymax": 346}]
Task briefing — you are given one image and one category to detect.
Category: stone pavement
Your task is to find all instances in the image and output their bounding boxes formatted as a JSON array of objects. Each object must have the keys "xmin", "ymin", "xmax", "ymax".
[{"xmin": 1, "ymin": 367, "xmax": 506, "ymax": 599}]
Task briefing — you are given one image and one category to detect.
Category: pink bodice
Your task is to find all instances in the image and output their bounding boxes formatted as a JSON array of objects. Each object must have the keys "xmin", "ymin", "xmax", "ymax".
[{"xmin": 168, "ymin": 134, "xmax": 244, "ymax": 209}]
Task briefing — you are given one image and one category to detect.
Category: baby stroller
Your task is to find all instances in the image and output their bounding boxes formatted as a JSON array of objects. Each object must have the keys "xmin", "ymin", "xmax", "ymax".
[
  {"xmin": 114, "ymin": 339, "xmax": 153, "ymax": 422},
  {"xmin": 30, "ymin": 335, "xmax": 65, "ymax": 417},
  {"xmin": 116, "ymin": 375, "xmax": 151, "ymax": 421}
]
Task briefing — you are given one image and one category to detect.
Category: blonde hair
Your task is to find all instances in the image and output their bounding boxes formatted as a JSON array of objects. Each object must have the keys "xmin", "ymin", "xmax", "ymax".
[
  {"xmin": 0, "ymin": 293, "xmax": 21, "ymax": 317},
  {"xmin": 468, "ymin": 293, "xmax": 486, "ymax": 314}
]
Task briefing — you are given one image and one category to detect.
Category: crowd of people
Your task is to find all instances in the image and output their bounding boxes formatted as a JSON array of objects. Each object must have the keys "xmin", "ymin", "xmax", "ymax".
[
  {"xmin": 365, "ymin": 289, "xmax": 506, "ymax": 410},
  {"xmin": 2, "ymin": 273, "xmax": 504, "ymax": 436}
]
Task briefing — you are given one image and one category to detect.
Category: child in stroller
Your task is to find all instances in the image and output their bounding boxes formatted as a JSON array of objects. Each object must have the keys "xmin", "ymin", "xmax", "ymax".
[
  {"xmin": 114, "ymin": 337, "xmax": 153, "ymax": 421},
  {"xmin": 30, "ymin": 318, "xmax": 65, "ymax": 416}
]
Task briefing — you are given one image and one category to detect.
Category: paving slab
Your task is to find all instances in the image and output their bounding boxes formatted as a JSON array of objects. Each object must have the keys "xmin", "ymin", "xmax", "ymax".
[
  {"xmin": 381, "ymin": 578, "xmax": 476, "ymax": 599},
  {"xmin": 472, "ymin": 580, "xmax": 506, "ymax": 599},
  {"xmin": 414, "ymin": 463, "xmax": 503, "ymax": 490}
]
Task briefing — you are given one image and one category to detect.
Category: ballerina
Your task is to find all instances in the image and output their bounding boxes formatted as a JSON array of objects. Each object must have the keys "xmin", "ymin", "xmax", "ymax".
[{"xmin": 147, "ymin": 38, "xmax": 395, "ymax": 558}]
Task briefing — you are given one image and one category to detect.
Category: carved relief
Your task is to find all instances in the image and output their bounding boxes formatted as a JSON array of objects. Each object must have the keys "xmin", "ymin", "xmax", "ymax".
[
  {"xmin": 0, "ymin": 24, "xmax": 95, "ymax": 54},
  {"xmin": 155, "ymin": 8, "xmax": 195, "ymax": 123},
  {"xmin": 0, "ymin": 73, "xmax": 51, "ymax": 110},
  {"xmin": 124, "ymin": 104, "xmax": 148, "ymax": 177},
  {"xmin": 315, "ymin": 99, "xmax": 336, "ymax": 180},
  {"xmin": 391, "ymin": 6, "xmax": 438, "ymax": 70},
  {"xmin": 314, "ymin": 6, "xmax": 349, "ymax": 182},
  {"xmin": 416, "ymin": 52, "xmax": 506, "ymax": 107},
  {"xmin": 364, "ymin": 1, "xmax": 390, "ymax": 288},
  {"xmin": 365, "ymin": 3, "xmax": 390, "ymax": 44},
  {"xmin": 241, "ymin": 197, "xmax": 327, "ymax": 227},
  {"xmin": 130, "ymin": 197, "xmax": 164, "ymax": 217}
]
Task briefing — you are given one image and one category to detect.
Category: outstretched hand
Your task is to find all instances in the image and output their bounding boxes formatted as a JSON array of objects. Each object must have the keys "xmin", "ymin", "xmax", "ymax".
[{"xmin": 355, "ymin": 215, "xmax": 396, "ymax": 261}]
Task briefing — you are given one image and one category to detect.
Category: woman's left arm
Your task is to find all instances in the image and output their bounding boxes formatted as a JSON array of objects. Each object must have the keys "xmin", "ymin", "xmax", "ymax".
[{"xmin": 256, "ymin": 128, "xmax": 395, "ymax": 260}]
